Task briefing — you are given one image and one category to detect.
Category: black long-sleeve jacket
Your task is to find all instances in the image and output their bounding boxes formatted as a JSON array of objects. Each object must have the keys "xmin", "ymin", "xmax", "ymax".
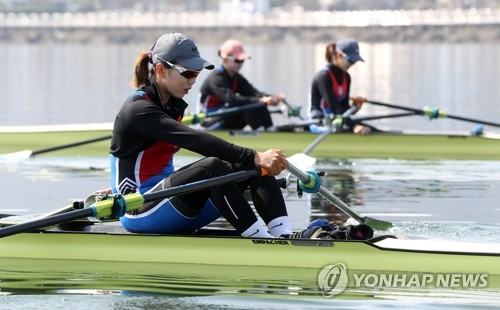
[{"xmin": 110, "ymin": 78, "xmax": 255, "ymax": 193}]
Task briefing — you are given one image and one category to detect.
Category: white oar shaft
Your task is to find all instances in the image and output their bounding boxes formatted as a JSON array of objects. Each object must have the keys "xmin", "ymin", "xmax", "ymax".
[
  {"xmin": 302, "ymin": 130, "xmax": 330, "ymax": 155},
  {"xmin": 302, "ymin": 105, "xmax": 359, "ymax": 155}
]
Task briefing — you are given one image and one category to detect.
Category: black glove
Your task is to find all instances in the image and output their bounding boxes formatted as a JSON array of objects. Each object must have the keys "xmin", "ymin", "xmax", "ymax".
[{"xmin": 329, "ymin": 223, "xmax": 374, "ymax": 240}]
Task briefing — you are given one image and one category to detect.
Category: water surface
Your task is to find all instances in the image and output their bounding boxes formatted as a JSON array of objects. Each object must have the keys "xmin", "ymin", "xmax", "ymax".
[
  {"xmin": 1, "ymin": 156, "xmax": 500, "ymax": 308},
  {"xmin": 1, "ymin": 43, "xmax": 499, "ymax": 133}
]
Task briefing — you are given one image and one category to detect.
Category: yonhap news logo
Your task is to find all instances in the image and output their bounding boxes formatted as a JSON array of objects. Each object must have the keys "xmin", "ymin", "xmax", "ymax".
[
  {"xmin": 317, "ymin": 263, "xmax": 489, "ymax": 298},
  {"xmin": 317, "ymin": 263, "xmax": 349, "ymax": 298}
]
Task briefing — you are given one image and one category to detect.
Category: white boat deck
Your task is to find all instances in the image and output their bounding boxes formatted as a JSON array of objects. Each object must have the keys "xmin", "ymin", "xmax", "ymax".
[{"xmin": 376, "ymin": 237, "xmax": 500, "ymax": 254}]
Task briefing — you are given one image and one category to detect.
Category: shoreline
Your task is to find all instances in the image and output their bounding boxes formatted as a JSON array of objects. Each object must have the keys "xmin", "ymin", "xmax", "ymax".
[{"xmin": 2, "ymin": 24, "xmax": 499, "ymax": 44}]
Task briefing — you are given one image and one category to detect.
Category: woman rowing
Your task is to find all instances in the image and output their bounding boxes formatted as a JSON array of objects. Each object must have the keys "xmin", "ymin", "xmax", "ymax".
[
  {"xmin": 308, "ymin": 38, "xmax": 372, "ymax": 135},
  {"xmin": 197, "ymin": 39, "xmax": 285, "ymax": 132},
  {"xmin": 107, "ymin": 32, "xmax": 292, "ymax": 239}
]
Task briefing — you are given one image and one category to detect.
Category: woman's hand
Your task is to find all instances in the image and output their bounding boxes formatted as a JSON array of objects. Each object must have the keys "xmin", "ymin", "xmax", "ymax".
[
  {"xmin": 272, "ymin": 93, "xmax": 286, "ymax": 105},
  {"xmin": 260, "ymin": 93, "xmax": 285, "ymax": 106},
  {"xmin": 254, "ymin": 149, "xmax": 287, "ymax": 176},
  {"xmin": 93, "ymin": 188, "xmax": 112, "ymax": 195},
  {"xmin": 350, "ymin": 97, "xmax": 366, "ymax": 109},
  {"xmin": 353, "ymin": 124, "xmax": 371, "ymax": 135}
]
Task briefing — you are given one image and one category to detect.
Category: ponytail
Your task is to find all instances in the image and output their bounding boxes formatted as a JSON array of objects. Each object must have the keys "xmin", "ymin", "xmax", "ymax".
[
  {"xmin": 325, "ymin": 42, "xmax": 336, "ymax": 63},
  {"xmin": 130, "ymin": 51, "xmax": 153, "ymax": 88}
]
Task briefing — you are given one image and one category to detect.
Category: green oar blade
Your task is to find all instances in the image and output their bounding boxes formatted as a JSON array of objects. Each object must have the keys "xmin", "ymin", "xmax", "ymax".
[{"xmin": 361, "ymin": 216, "xmax": 393, "ymax": 231}]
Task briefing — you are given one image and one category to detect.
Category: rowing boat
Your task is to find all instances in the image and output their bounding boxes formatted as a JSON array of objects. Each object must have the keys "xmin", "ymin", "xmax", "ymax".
[
  {"xmin": 1, "ymin": 123, "xmax": 500, "ymax": 160},
  {"xmin": 0, "ymin": 222, "xmax": 499, "ymax": 296}
]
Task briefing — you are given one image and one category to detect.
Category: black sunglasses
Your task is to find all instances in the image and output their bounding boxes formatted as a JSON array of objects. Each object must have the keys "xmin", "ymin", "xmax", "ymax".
[
  {"xmin": 226, "ymin": 56, "xmax": 245, "ymax": 64},
  {"xmin": 165, "ymin": 61, "xmax": 200, "ymax": 79},
  {"xmin": 336, "ymin": 48, "xmax": 355, "ymax": 64}
]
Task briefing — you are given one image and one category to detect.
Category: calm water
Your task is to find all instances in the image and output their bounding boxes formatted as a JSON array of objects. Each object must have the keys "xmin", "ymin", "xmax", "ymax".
[
  {"xmin": 1, "ymin": 156, "xmax": 500, "ymax": 308},
  {"xmin": 1, "ymin": 156, "xmax": 499, "ymax": 241},
  {"xmin": 1, "ymin": 43, "xmax": 500, "ymax": 133},
  {"xmin": 1, "ymin": 42, "xmax": 500, "ymax": 308}
]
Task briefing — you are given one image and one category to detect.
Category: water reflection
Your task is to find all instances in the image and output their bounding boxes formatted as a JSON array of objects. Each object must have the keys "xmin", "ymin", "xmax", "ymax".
[
  {"xmin": 0, "ymin": 257, "xmax": 323, "ymax": 298},
  {"xmin": 1, "ymin": 43, "xmax": 499, "ymax": 132},
  {"xmin": 3, "ymin": 256, "xmax": 500, "ymax": 307}
]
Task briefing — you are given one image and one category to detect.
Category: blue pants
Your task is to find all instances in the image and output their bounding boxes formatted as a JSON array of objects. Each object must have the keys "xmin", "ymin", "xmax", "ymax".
[{"xmin": 120, "ymin": 199, "xmax": 220, "ymax": 234}]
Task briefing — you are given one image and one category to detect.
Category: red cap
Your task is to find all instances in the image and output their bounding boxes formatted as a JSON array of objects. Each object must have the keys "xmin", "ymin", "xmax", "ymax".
[{"xmin": 219, "ymin": 39, "xmax": 251, "ymax": 61}]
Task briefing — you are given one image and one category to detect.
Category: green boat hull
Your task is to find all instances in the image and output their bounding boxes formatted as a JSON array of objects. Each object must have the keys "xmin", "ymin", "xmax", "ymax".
[
  {"xmin": 1, "ymin": 129, "xmax": 500, "ymax": 160},
  {"xmin": 1, "ymin": 229, "xmax": 499, "ymax": 296}
]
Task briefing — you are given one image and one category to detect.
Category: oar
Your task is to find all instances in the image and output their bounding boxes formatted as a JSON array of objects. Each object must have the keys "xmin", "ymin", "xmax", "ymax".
[
  {"xmin": 282, "ymin": 100, "xmax": 304, "ymax": 120},
  {"xmin": 0, "ymin": 193, "xmax": 109, "ymax": 227},
  {"xmin": 183, "ymin": 102, "xmax": 269, "ymax": 125},
  {"xmin": 286, "ymin": 162, "xmax": 392, "ymax": 231},
  {"xmin": 366, "ymin": 100, "xmax": 500, "ymax": 129},
  {"xmin": 0, "ymin": 134, "xmax": 112, "ymax": 160},
  {"xmin": 277, "ymin": 113, "xmax": 414, "ymax": 134},
  {"xmin": 287, "ymin": 106, "xmax": 359, "ymax": 169},
  {"xmin": 275, "ymin": 119, "xmax": 319, "ymax": 132},
  {"xmin": 305, "ymin": 105, "xmax": 359, "ymax": 154},
  {"xmin": 1, "ymin": 104, "xmax": 271, "ymax": 160},
  {"xmin": 351, "ymin": 112, "xmax": 417, "ymax": 122},
  {"xmin": 0, "ymin": 169, "xmax": 260, "ymax": 238}
]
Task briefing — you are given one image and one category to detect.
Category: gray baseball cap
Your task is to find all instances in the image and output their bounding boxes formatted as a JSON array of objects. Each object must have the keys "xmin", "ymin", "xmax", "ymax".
[
  {"xmin": 150, "ymin": 33, "xmax": 214, "ymax": 71},
  {"xmin": 336, "ymin": 38, "xmax": 364, "ymax": 63}
]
